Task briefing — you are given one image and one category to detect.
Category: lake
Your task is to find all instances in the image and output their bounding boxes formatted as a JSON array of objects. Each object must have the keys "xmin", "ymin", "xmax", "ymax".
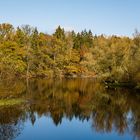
[{"xmin": 0, "ymin": 78, "xmax": 140, "ymax": 140}]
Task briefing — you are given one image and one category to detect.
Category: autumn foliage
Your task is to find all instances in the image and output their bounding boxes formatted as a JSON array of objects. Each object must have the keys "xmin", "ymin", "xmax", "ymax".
[{"xmin": 0, "ymin": 23, "xmax": 140, "ymax": 85}]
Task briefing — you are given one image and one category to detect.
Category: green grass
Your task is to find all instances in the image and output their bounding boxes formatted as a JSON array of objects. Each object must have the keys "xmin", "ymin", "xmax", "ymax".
[{"xmin": 0, "ymin": 98, "xmax": 25, "ymax": 107}]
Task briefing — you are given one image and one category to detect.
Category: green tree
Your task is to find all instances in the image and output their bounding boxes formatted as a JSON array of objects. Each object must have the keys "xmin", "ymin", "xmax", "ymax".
[{"xmin": 53, "ymin": 26, "xmax": 65, "ymax": 40}]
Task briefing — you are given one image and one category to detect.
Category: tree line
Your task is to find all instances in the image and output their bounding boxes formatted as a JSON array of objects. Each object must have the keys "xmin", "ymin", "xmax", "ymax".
[{"xmin": 0, "ymin": 23, "xmax": 140, "ymax": 85}]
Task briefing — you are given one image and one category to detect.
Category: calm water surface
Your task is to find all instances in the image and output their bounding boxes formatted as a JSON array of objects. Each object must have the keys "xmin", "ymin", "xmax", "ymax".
[{"xmin": 0, "ymin": 78, "xmax": 140, "ymax": 140}]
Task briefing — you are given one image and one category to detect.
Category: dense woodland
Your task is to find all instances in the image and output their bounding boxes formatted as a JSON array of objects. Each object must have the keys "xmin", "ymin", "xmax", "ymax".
[{"xmin": 0, "ymin": 23, "xmax": 140, "ymax": 86}]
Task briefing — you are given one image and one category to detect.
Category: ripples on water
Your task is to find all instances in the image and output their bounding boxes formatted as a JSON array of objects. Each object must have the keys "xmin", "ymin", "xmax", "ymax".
[{"xmin": 0, "ymin": 78, "xmax": 140, "ymax": 140}]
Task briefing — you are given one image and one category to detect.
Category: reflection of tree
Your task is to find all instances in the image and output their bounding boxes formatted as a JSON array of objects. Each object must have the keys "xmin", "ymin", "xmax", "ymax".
[
  {"xmin": 0, "ymin": 78, "xmax": 140, "ymax": 139},
  {"xmin": 90, "ymin": 89, "xmax": 140, "ymax": 139},
  {"xmin": 0, "ymin": 107, "xmax": 25, "ymax": 140},
  {"xmin": 91, "ymin": 91, "xmax": 129, "ymax": 134},
  {"xmin": 26, "ymin": 79, "xmax": 140, "ymax": 138},
  {"xmin": 0, "ymin": 79, "xmax": 26, "ymax": 98},
  {"xmin": 129, "ymin": 95, "xmax": 140, "ymax": 138},
  {"xmin": 0, "ymin": 121, "xmax": 24, "ymax": 140}
]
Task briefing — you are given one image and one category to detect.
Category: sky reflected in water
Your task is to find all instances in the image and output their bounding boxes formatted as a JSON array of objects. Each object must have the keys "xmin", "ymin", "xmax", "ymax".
[{"xmin": 15, "ymin": 115, "xmax": 133, "ymax": 140}]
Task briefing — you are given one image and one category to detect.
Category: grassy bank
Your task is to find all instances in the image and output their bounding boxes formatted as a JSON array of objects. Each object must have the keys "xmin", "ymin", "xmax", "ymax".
[{"xmin": 0, "ymin": 98, "xmax": 25, "ymax": 107}]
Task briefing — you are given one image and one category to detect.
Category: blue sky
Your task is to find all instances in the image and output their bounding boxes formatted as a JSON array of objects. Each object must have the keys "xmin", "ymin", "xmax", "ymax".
[{"xmin": 0, "ymin": 0, "xmax": 140, "ymax": 36}]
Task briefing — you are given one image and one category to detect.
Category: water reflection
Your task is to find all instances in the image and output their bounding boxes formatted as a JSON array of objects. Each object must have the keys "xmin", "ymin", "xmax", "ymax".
[
  {"xmin": 0, "ymin": 78, "xmax": 140, "ymax": 140},
  {"xmin": 0, "ymin": 107, "xmax": 25, "ymax": 140}
]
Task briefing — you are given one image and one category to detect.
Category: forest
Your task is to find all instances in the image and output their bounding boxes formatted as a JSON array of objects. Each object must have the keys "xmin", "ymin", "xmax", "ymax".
[{"xmin": 0, "ymin": 23, "xmax": 140, "ymax": 88}]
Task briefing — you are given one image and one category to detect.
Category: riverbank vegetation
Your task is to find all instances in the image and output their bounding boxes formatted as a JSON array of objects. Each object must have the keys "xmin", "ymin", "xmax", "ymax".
[
  {"xmin": 0, "ymin": 98, "xmax": 25, "ymax": 107},
  {"xmin": 0, "ymin": 23, "xmax": 140, "ymax": 87}
]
